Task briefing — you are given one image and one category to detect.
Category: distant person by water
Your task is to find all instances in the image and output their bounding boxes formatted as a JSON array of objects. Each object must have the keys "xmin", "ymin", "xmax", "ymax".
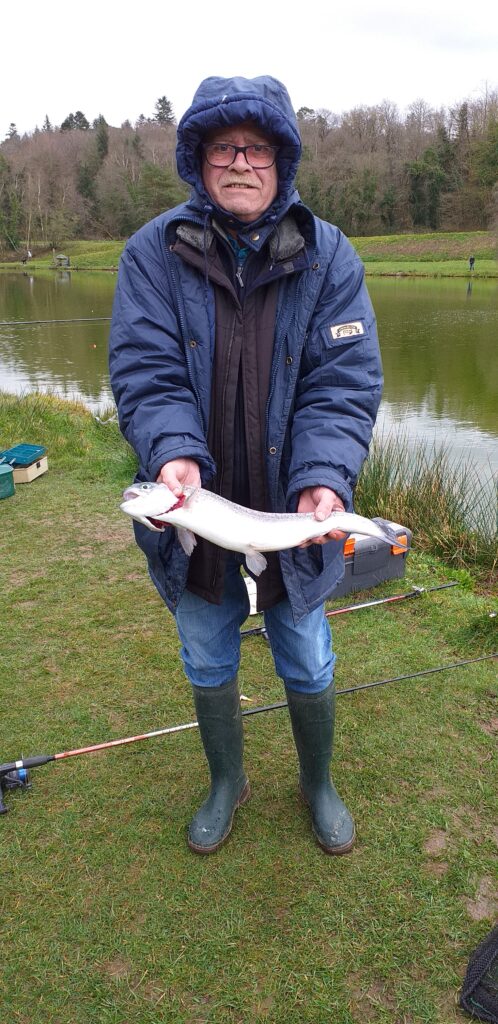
[{"xmin": 469, "ymin": 255, "xmax": 475, "ymax": 271}]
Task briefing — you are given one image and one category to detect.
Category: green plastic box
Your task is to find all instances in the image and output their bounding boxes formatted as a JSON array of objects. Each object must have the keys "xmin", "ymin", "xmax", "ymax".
[{"xmin": 0, "ymin": 464, "xmax": 15, "ymax": 500}]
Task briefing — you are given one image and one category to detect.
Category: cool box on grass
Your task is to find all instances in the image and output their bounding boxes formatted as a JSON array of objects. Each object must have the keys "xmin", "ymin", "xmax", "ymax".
[
  {"xmin": 333, "ymin": 519, "xmax": 412, "ymax": 599},
  {"xmin": 0, "ymin": 444, "xmax": 48, "ymax": 484}
]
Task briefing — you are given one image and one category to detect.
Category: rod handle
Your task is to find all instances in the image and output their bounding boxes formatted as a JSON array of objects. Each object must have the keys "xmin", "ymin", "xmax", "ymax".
[{"xmin": 0, "ymin": 755, "xmax": 54, "ymax": 777}]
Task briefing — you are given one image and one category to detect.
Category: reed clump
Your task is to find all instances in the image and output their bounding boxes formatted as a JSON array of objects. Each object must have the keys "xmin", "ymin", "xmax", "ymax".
[{"xmin": 357, "ymin": 431, "xmax": 497, "ymax": 583}]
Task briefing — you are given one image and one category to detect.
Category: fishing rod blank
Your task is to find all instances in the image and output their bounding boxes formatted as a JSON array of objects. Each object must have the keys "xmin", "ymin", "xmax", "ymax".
[
  {"xmin": 241, "ymin": 581, "xmax": 459, "ymax": 638},
  {"xmin": 0, "ymin": 581, "xmax": 461, "ymax": 808},
  {"xmin": 1, "ymin": 654, "xmax": 495, "ymax": 813},
  {"xmin": 0, "ymin": 317, "xmax": 112, "ymax": 326}
]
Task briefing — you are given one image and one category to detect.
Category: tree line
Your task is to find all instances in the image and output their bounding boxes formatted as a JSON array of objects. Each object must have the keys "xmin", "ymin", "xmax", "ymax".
[{"xmin": 0, "ymin": 90, "xmax": 497, "ymax": 252}]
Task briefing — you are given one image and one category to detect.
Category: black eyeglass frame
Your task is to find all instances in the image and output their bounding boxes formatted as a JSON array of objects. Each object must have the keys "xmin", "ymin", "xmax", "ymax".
[{"xmin": 201, "ymin": 143, "xmax": 279, "ymax": 169}]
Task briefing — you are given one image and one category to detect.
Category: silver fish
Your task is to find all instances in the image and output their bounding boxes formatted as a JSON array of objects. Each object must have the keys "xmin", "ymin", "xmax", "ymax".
[{"xmin": 120, "ymin": 482, "xmax": 408, "ymax": 576}]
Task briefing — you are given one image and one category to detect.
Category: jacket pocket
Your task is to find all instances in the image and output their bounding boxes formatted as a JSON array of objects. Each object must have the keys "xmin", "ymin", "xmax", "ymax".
[
  {"xmin": 291, "ymin": 539, "xmax": 346, "ymax": 604},
  {"xmin": 316, "ymin": 320, "xmax": 370, "ymax": 388}
]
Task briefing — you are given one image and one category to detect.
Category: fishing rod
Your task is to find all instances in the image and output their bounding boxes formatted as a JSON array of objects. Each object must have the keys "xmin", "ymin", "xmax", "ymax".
[
  {"xmin": 1, "ymin": 653, "xmax": 495, "ymax": 814},
  {"xmin": 0, "ymin": 317, "xmax": 112, "ymax": 326},
  {"xmin": 241, "ymin": 581, "xmax": 460, "ymax": 638}
]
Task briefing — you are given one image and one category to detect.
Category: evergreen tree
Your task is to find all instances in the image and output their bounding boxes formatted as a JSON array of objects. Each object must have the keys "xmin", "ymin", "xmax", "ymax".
[
  {"xmin": 379, "ymin": 186, "xmax": 396, "ymax": 230},
  {"xmin": 154, "ymin": 96, "xmax": 175, "ymax": 126},
  {"xmin": 60, "ymin": 113, "xmax": 76, "ymax": 132},
  {"xmin": 133, "ymin": 162, "xmax": 187, "ymax": 222},
  {"xmin": 94, "ymin": 116, "xmax": 109, "ymax": 161},
  {"xmin": 74, "ymin": 111, "xmax": 90, "ymax": 130},
  {"xmin": 61, "ymin": 111, "xmax": 89, "ymax": 132},
  {"xmin": 407, "ymin": 148, "xmax": 446, "ymax": 229},
  {"xmin": 474, "ymin": 120, "xmax": 498, "ymax": 187},
  {"xmin": 42, "ymin": 114, "xmax": 53, "ymax": 132},
  {"xmin": 0, "ymin": 154, "xmax": 22, "ymax": 247},
  {"xmin": 77, "ymin": 162, "xmax": 97, "ymax": 202},
  {"xmin": 6, "ymin": 123, "xmax": 20, "ymax": 141}
]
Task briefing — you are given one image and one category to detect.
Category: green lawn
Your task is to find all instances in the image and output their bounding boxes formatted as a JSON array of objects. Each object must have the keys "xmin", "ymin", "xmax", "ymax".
[
  {"xmin": 0, "ymin": 393, "xmax": 496, "ymax": 1023},
  {"xmin": 0, "ymin": 230, "xmax": 496, "ymax": 276},
  {"xmin": 350, "ymin": 231, "xmax": 495, "ymax": 261}
]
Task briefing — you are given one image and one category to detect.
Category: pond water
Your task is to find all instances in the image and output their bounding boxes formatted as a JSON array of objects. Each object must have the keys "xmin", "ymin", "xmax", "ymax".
[{"xmin": 0, "ymin": 270, "xmax": 497, "ymax": 489}]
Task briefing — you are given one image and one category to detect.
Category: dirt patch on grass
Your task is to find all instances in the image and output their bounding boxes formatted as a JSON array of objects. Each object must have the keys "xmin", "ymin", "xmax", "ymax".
[
  {"xmin": 9, "ymin": 568, "xmax": 46, "ymax": 587},
  {"xmin": 348, "ymin": 974, "xmax": 409, "ymax": 1024},
  {"xmin": 479, "ymin": 717, "xmax": 498, "ymax": 736},
  {"xmin": 98, "ymin": 956, "xmax": 134, "ymax": 980},
  {"xmin": 140, "ymin": 979, "xmax": 169, "ymax": 1004},
  {"xmin": 424, "ymin": 860, "xmax": 449, "ymax": 877},
  {"xmin": 423, "ymin": 785, "xmax": 450, "ymax": 800},
  {"xmin": 451, "ymin": 804, "xmax": 487, "ymax": 840},
  {"xmin": 424, "ymin": 829, "xmax": 448, "ymax": 855},
  {"xmin": 435, "ymin": 991, "xmax": 465, "ymax": 1023},
  {"xmin": 96, "ymin": 957, "xmax": 169, "ymax": 1004},
  {"xmin": 348, "ymin": 977, "xmax": 410, "ymax": 1023},
  {"xmin": 464, "ymin": 876, "xmax": 498, "ymax": 921}
]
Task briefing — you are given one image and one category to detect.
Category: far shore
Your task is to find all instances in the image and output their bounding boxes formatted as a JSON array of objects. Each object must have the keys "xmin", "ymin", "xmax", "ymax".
[{"xmin": 0, "ymin": 229, "xmax": 496, "ymax": 277}]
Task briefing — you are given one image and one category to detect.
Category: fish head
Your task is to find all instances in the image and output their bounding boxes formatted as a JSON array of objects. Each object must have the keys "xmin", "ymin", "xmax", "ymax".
[{"xmin": 120, "ymin": 481, "xmax": 188, "ymax": 532}]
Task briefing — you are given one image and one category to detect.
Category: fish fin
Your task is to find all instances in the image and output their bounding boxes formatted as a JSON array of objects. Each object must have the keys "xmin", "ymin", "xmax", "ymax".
[
  {"xmin": 245, "ymin": 548, "xmax": 267, "ymax": 576},
  {"xmin": 176, "ymin": 527, "xmax": 197, "ymax": 556},
  {"xmin": 375, "ymin": 519, "xmax": 409, "ymax": 549}
]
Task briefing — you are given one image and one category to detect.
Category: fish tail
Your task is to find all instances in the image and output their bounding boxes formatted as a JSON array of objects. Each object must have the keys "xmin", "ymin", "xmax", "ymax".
[{"xmin": 376, "ymin": 519, "xmax": 409, "ymax": 549}]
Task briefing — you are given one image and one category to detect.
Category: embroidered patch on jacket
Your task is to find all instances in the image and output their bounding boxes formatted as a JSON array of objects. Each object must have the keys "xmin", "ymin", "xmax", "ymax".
[{"xmin": 330, "ymin": 321, "xmax": 365, "ymax": 340}]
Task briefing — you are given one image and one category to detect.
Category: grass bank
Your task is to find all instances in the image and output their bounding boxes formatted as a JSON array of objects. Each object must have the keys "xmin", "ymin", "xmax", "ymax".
[
  {"xmin": 350, "ymin": 231, "xmax": 497, "ymax": 278},
  {"xmin": 356, "ymin": 434, "xmax": 497, "ymax": 589},
  {"xmin": 0, "ymin": 392, "xmax": 496, "ymax": 1023},
  {"xmin": 0, "ymin": 230, "xmax": 496, "ymax": 276}
]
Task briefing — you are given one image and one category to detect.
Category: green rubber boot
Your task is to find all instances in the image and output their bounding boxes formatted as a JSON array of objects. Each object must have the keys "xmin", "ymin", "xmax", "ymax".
[
  {"xmin": 286, "ymin": 682, "xmax": 355, "ymax": 855},
  {"xmin": 188, "ymin": 677, "xmax": 250, "ymax": 854}
]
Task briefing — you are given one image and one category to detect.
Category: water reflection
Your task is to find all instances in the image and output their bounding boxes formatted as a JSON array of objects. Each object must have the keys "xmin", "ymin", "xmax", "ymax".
[
  {"xmin": 376, "ymin": 402, "xmax": 497, "ymax": 479},
  {"xmin": 0, "ymin": 271, "xmax": 497, "ymax": 484},
  {"xmin": 369, "ymin": 277, "xmax": 498, "ymax": 437},
  {"xmin": 0, "ymin": 272, "xmax": 114, "ymax": 411}
]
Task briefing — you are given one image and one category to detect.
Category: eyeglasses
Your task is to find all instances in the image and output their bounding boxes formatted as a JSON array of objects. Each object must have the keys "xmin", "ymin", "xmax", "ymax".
[{"xmin": 202, "ymin": 143, "xmax": 279, "ymax": 169}]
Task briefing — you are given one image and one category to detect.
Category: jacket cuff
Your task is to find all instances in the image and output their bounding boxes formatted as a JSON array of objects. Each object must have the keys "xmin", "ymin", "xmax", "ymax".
[
  {"xmin": 287, "ymin": 472, "xmax": 353, "ymax": 511},
  {"xmin": 148, "ymin": 444, "xmax": 216, "ymax": 484}
]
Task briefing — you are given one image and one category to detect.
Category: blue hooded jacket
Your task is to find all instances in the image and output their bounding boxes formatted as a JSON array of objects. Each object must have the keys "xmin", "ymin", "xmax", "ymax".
[{"xmin": 109, "ymin": 76, "xmax": 383, "ymax": 622}]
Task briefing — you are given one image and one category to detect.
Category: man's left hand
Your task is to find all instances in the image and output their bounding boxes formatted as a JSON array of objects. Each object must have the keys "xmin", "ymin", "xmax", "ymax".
[{"xmin": 297, "ymin": 486, "xmax": 347, "ymax": 547}]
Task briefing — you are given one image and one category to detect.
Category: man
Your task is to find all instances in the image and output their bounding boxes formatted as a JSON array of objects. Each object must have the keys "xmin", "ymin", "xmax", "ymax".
[{"xmin": 109, "ymin": 76, "xmax": 383, "ymax": 856}]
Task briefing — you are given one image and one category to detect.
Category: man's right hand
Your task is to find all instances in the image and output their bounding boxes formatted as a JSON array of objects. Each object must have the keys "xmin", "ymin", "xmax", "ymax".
[{"xmin": 156, "ymin": 458, "xmax": 201, "ymax": 496}]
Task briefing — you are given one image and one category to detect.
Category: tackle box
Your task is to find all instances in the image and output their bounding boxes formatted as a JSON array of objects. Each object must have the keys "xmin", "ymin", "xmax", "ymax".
[
  {"xmin": 333, "ymin": 519, "xmax": 412, "ymax": 599},
  {"xmin": 244, "ymin": 519, "xmax": 412, "ymax": 612},
  {"xmin": 0, "ymin": 444, "xmax": 48, "ymax": 483}
]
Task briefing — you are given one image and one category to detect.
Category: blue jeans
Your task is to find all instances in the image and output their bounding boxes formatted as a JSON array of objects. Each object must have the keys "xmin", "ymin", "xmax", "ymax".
[{"xmin": 174, "ymin": 555, "xmax": 335, "ymax": 693}]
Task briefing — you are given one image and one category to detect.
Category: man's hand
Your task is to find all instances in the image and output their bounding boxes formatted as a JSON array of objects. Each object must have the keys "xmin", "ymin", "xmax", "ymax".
[
  {"xmin": 297, "ymin": 486, "xmax": 347, "ymax": 547},
  {"xmin": 156, "ymin": 458, "xmax": 201, "ymax": 496}
]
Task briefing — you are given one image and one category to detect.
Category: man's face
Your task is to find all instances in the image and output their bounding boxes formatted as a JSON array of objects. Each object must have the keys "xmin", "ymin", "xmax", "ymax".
[{"xmin": 201, "ymin": 123, "xmax": 278, "ymax": 223}]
